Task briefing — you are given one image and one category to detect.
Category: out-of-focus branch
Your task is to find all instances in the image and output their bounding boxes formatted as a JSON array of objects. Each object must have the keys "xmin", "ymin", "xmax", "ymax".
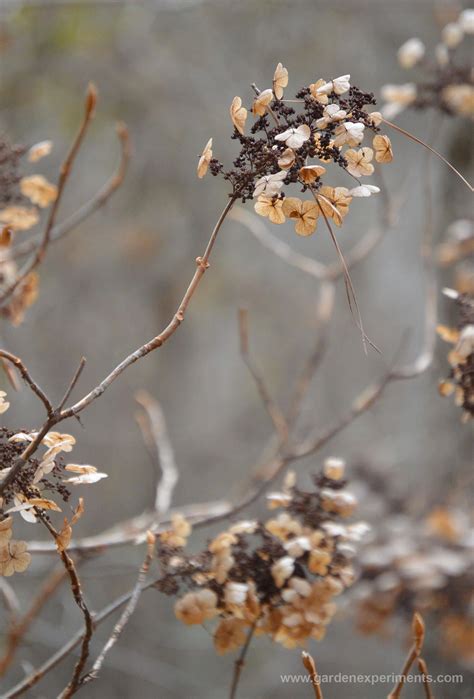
[
  {"xmin": 0, "ymin": 84, "xmax": 97, "ymax": 307},
  {"xmin": 79, "ymin": 533, "xmax": 155, "ymax": 689},
  {"xmin": 238, "ymin": 308, "xmax": 288, "ymax": 442},
  {"xmin": 135, "ymin": 391, "xmax": 178, "ymax": 515},
  {"xmin": 388, "ymin": 612, "xmax": 425, "ymax": 698},
  {"xmin": 10, "ymin": 123, "xmax": 130, "ymax": 262},
  {"xmin": 0, "ymin": 566, "xmax": 67, "ymax": 677}
]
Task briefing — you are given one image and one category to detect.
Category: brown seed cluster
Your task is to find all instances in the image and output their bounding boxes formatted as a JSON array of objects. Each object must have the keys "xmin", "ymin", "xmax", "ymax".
[{"xmin": 156, "ymin": 459, "xmax": 369, "ymax": 653}]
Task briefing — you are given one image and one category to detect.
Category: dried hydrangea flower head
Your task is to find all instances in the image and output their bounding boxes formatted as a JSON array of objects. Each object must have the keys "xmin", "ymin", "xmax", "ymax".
[
  {"xmin": 156, "ymin": 460, "xmax": 369, "ymax": 655},
  {"xmin": 382, "ymin": 9, "xmax": 474, "ymax": 119},
  {"xmin": 437, "ymin": 290, "xmax": 474, "ymax": 422},
  {"xmin": 0, "ymin": 135, "xmax": 57, "ymax": 326},
  {"xmin": 196, "ymin": 63, "xmax": 393, "ymax": 241},
  {"xmin": 354, "ymin": 496, "xmax": 474, "ymax": 665},
  {"xmin": 0, "ymin": 407, "xmax": 108, "ymax": 565},
  {"xmin": 437, "ymin": 218, "xmax": 474, "ymax": 295}
]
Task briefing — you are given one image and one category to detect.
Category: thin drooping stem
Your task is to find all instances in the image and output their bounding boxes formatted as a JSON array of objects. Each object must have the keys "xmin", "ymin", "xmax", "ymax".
[
  {"xmin": 382, "ymin": 117, "xmax": 473, "ymax": 192},
  {"xmin": 229, "ymin": 620, "xmax": 258, "ymax": 699},
  {"xmin": 238, "ymin": 308, "xmax": 289, "ymax": 442}
]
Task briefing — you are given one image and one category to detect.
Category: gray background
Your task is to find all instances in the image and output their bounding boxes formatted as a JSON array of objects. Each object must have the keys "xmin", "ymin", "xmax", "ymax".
[{"xmin": 0, "ymin": 0, "xmax": 473, "ymax": 697}]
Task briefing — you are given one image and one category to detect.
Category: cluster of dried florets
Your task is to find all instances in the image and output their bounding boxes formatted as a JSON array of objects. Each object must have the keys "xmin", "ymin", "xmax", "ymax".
[
  {"xmin": 354, "ymin": 503, "xmax": 474, "ymax": 665},
  {"xmin": 197, "ymin": 64, "xmax": 393, "ymax": 237},
  {"xmin": 437, "ymin": 291, "xmax": 474, "ymax": 421},
  {"xmin": 382, "ymin": 8, "xmax": 474, "ymax": 119},
  {"xmin": 156, "ymin": 459, "xmax": 369, "ymax": 653},
  {"xmin": 0, "ymin": 398, "xmax": 108, "ymax": 574},
  {"xmin": 0, "ymin": 139, "xmax": 57, "ymax": 325},
  {"xmin": 437, "ymin": 218, "xmax": 474, "ymax": 296}
]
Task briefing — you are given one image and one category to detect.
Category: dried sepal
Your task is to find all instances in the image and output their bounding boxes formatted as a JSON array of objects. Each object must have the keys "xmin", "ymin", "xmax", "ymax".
[
  {"xmin": 197, "ymin": 138, "xmax": 213, "ymax": 179},
  {"xmin": 230, "ymin": 96, "xmax": 247, "ymax": 135},
  {"xmin": 373, "ymin": 134, "xmax": 393, "ymax": 163},
  {"xmin": 0, "ymin": 206, "xmax": 39, "ymax": 232},
  {"xmin": 27, "ymin": 140, "xmax": 53, "ymax": 162},
  {"xmin": 20, "ymin": 175, "xmax": 58, "ymax": 208},
  {"xmin": 273, "ymin": 63, "xmax": 288, "ymax": 100},
  {"xmin": 252, "ymin": 89, "xmax": 273, "ymax": 117},
  {"xmin": 282, "ymin": 197, "xmax": 319, "ymax": 236}
]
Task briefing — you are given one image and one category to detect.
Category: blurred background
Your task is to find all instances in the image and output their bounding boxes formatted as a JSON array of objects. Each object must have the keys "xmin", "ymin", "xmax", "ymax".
[{"xmin": 0, "ymin": 0, "xmax": 473, "ymax": 697}]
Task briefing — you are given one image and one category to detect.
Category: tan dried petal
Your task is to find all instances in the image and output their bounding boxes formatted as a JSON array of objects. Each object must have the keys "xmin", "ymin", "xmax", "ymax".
[
  {"xmin": 273, "ymin": 62, "xmax": 289, "ymax": 100},
  {"xmin": 254, "ymin": 195, "xmax": 286, "ymax": 224},
  {"xmin": 309, "ymin": 79, "xmax": 329, "ymax": 105},
  {"xmin": 298, "ymin": 165, "xmax": 326, "ymax": 184},
  {"xmin": 230, "ymin": 96, "xmax": 247, "ymax": 136},
  {"xmin": 344, "ymin": 147, "xmax": 374, "ymax": 177},
  {"xmin": 197, "ymin": 137, "xmax": 213, "ymax": 179},
  {"xmin": 20, "ymin": 175, "xmax": 58, "ymax": 208},
  {"xmin": 277, "ymin": 148, "xmax": 296, "ymax": 170},
  {"xmin": 28, "ymin": 140, "xmax": 53, "ymax": 162},
  {"xmin": 282, "ymin": 197, "xmax": 319, "ymax": 237},
  {"xmin": 252, "ymin": 89, "xmax": 273, "ymax": 117},
  {"xmin": 373, "ymin": 135, "xmax": 393, "ymax": 163},
  {"xmin": 0, "ymin": 206, "xmax": 39, "ymax": 232},
  {"xmin": 214, "ymin": 618, "xmax": 247, "ymax": 654}
]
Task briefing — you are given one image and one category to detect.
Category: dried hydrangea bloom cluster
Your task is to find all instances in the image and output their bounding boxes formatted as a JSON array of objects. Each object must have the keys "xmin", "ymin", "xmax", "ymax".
[
  {"xmin": 437, "ymin": 291, "xmax": 474, "ymax": 422},
  {"xmin": 0, "ymin": 138, "xmax": 56, "ymax": 325},
  {"xmin": 354, "ymin": 504, "xmax": 474, "ymax": 665},
  {"xmin": 437, "ymin": 218, "xmax": 474, "ymax": 296},
  {"xmin": 0, "ymin": 402, "xmax": 107, "ymax": 573},
  {"xmin": 197, "ymin": 64, "xmax": 393, "ymax": 238},
  {"xmin": 0, "ymin": 138, "xmax": 56, "ymax": 233},
  {"xmin": 156, "ymin": 459, "xmax": 369, "ymax": 653},
  {"xmin": 382, "ymin": 8, "xmax": 474, "ymax": 119}
]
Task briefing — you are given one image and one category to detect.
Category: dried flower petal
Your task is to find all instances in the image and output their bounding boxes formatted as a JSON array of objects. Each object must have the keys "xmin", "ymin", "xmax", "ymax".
[
  {"xmin": 273, "ymin": 63, "xmax": 288, "ymax": 100},
  {"xmin": 230, "ymin": 96, "xmax": 247, "ymax": 136}
]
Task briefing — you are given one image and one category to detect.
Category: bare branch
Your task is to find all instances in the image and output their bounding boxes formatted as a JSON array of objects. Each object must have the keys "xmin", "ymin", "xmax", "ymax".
[
  {"xmin": 0, "ymin": 84, "xmax": 98, "ymax": 306},
  {"xmin": 10, "ymin": 123, "xmax": 130, "ymax": 262},
  {"xmin": 79, "ymin": 533, "xmax": 155, "ymax": 688},
  {"xmin": 238, "ymin": 308, "xmax": 288, "ymax": 442},
  {"xmin": 0, "ymin": 349, "xmax": 54, "ymax": 416},
  {"xmin": 135, "ymin": 391, "xmax": 178, "ymax": 514}
]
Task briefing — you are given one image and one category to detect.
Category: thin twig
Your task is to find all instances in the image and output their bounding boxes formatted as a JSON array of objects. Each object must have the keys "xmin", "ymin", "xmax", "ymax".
[
  {"xmin": 0, "ymin": 349, "xmax": 54, "ymax": 416},
  {"xmin": 388, "ymin": 612, "xmax": 425, "ymax": 699},
  {"xmin": 57, "ymin": 358, "xmax": 87, "ymax": 412},
  {"xmin": 417, "ymin": 658, "xmax": 435, "ymax": 699},
  {"xmin": 301, "ymin": 651, "xmax": 324, "ymax": 699},
  {"xmin": 229, "ymin": 619, "xmax": 258, "ymax": 699},
  {"xmin": 135, "ymin": 391, "xmax": 178, "ymax": 514},
  {"xmin": 0, "ymin": 196, "xmax": 236, "ymax": 499},
  {"xmin": 79, "ymin": 532, "xmax": 155, "ymax": 688},
  {"xmin": 36, "ymin": 517, "xmax": 94, "ymax": 699},
  {"xmin": 238, "ymin": 308, "xmax": 288, "ymax": 442},
  {"xmin": 382, "ymin": 117, "xmax": 473, "ymax": 192}
]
